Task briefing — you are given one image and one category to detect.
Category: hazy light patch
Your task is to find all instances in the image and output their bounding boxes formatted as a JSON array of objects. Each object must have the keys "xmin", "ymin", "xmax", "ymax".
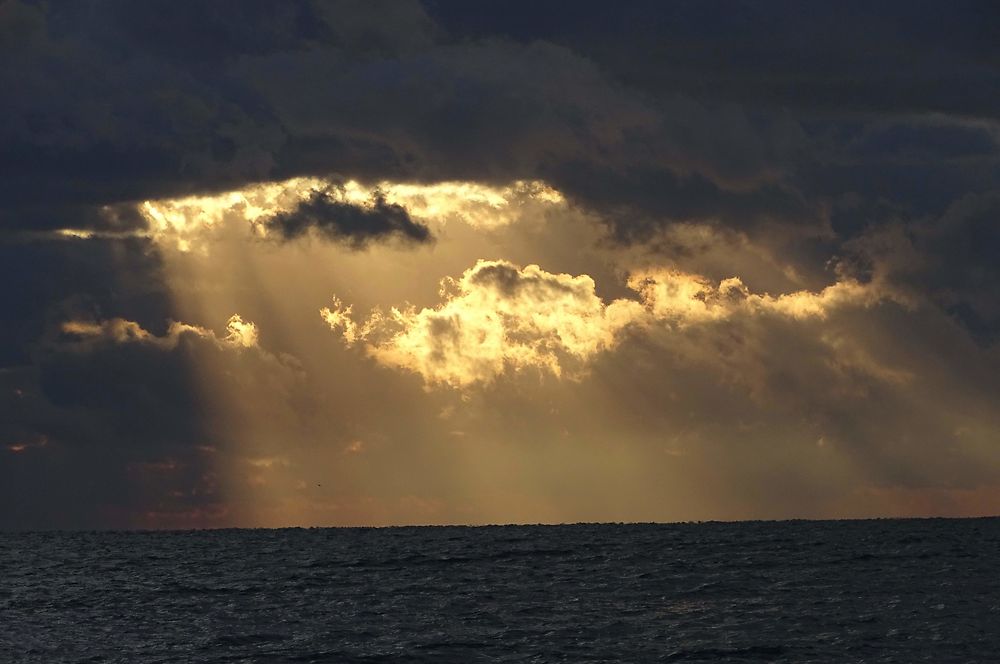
[
  {"xmin": 246, "ymin": 457, "xmax": 291, "ymax": 469},
  {"xmin": 5, "ymin": 435, "xmax": 48, "ymax": 454},
  {"xmin": 322, "ymin": 260, "xmax": 901, "ymax": 388},
  {"xmin": 138, "ymin": 177, "xmax": 564, "ymax": 251}
]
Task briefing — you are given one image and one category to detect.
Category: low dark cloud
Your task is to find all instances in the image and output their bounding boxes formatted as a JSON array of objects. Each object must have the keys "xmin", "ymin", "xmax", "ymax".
[
  {"xmin": 263, "ymin": 190, "xmax": 431, "ymax": 248},
  {"xmin": 0, "ymin": 325, "xmax": 212, "ymax": 529},
  {"xmin": 0, "ymin": 236, "xmax": 172, "ymax": 365},
  {"xmin": 0, "ymin": 313, "xmax": 303, "ymax": 529},
  {"xmin": 839, "ymin": 192, "xmax": 1000, "ymax": 345}
]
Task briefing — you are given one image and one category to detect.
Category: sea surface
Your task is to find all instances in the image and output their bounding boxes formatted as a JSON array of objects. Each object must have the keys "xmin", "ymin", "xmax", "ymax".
[{"xmin": 1, "ymin": 518, "xmax": 998, "ymax": 662}]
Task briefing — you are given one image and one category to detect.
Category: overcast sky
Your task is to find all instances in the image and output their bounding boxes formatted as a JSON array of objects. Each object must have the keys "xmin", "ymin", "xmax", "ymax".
[{"xmin": 2, "ymin": 0, "xmax": 999, "ymax": 529}]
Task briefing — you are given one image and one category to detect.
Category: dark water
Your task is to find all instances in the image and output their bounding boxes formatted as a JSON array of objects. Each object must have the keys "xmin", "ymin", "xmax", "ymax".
[{"xmin": 2, "ymin": 519, "xmax": 999, "ymax": 663}]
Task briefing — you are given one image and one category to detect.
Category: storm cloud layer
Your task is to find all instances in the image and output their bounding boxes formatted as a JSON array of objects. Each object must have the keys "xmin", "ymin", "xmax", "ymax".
[{"xmin": 2, "ymin": 0, "xmax": 999, "ymax": 528}]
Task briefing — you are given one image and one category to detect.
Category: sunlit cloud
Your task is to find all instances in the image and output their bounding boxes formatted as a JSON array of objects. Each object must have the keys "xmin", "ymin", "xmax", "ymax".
[
  {"xmin": 221, "ymin": 314, "xmax": 259, "ymax": 349},
  {"xmin": 627, "ymin": 268, "xmax": 903, "ymax": 324},
  {"xmin": 322, "ymin": 259, "xmax": 644, "ymax": 387},
  {"xmin": 379, "ymin": 180, "xmax": 564, "ymax": 229},
  {"xmin": 139, "ymin": 178, "xmax": 326, "ymax": 252},
  {"xmin": 135, "ymin": 177, "xmax": 564, "ymax": 251},
  {"xmin": 321, "ymin": 259, "xmax": 902, "ymax": 388},
  {"xmin": 25, "ymin": 177, "xmax": 564, "ymax": 252},
  {"xmin": 60, "ymin": 314, "xmax": 260, "ymax": 351}
]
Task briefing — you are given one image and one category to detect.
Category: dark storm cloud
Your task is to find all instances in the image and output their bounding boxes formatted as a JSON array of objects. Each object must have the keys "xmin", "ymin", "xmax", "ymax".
[
  {"xmin": 263, "ymin": 190, "xmax": 431, "ymax": 247},
  {"xmin": 429, "ymin": 0, "xmax": 1000, "ymax": 116},
  {"xmin": 239, "ymin": 39, "xmax": 809, "ymax": 227},
  {"xmin": 3, "ymin": 0, "xmax": 814, "ymax": 230},
  {"xmin": 3, "ymin": 1, "xmax": 996, "ymax": 200},
  {"xmin": 426, "ymin": 1, "xmax": 1000, "ymax": 246},
  {"xmin": 0, "ymin": 0, "xmax": 299, "ymax": 214},
  {"xmin": 0, "ymin": 0, "xmax": 437, "ymax": 218},
  {"xmin": 5, "ymin": 0, "xmax": 993, "ymax": 245}
]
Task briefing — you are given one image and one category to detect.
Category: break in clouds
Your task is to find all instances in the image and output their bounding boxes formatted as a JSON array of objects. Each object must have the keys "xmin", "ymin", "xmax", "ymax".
[{"xmin": 2, "ymin": 0, "xmax": 1000, "ymax": 528}]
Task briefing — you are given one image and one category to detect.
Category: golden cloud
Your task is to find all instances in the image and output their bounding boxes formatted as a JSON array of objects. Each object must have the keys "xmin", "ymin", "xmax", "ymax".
[
  {"xmin": 321, "ymin": 260, "xmax": 903, "ymax": 388},
  {"xmin": 137, "ymin": 177, "xmax": 564, "ymax": 251},
  {"xmin": 59, "ymin": 314, "xmax": 260, "ymax": 351},
  {"xmin": 322, "ymin": 259, "xmax": 644, "ymax": 387},
  {"xmin": 627, "ymin": 268, "xmax": 898, "ymax": 324}
]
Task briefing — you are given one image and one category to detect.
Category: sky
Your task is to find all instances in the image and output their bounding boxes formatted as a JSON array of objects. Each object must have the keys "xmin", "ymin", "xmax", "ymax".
[{"xmin": 2, "ymin": 0, "xmax": 1000, "ymax": 529}]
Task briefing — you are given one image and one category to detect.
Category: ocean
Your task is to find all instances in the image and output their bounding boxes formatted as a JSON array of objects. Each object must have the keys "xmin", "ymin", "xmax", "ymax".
[{"xmin": 2, "ymin": 518, "xmax": 998, "ymax": 662}]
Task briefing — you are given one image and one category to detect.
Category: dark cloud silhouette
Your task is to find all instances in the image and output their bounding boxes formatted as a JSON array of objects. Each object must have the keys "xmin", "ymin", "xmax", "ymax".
[{"xmin": 263, "ymin": 190, "xmax": 431, "ymax": 247}]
